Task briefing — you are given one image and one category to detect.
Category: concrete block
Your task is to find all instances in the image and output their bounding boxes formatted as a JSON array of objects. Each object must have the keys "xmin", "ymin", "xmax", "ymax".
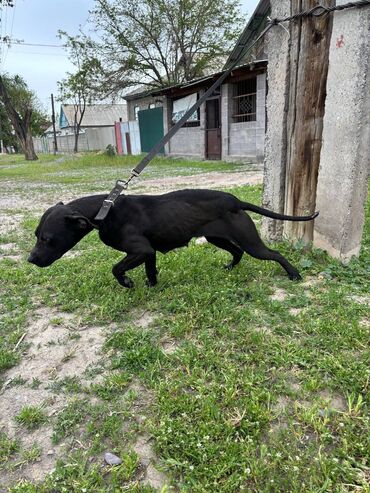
[{"xmin": 314, "ymin": 0, "xmax": 370, "ymax": 262}]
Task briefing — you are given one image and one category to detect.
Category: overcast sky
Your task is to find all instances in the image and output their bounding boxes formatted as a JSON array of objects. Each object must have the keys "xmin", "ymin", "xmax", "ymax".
[{"xmin": 1, "ymin": 0, "xmax": 260, "ymax": 114}]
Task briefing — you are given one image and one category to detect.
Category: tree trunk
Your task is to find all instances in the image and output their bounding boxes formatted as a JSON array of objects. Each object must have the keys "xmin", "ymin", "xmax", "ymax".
[
  {"xmin": 74, "ymin": 127, "xmax": 80, "ymax": 153},
  {"xmin": 23, "ymin": 131, "xmax": 38, "ymax": 160},
  {"xmin": 284, "ymin": 0, "xmax": 334, "ymax": 244},
  {"xmin": 0, "ymin": 76, "xmax": 38, "ymax": 161}
]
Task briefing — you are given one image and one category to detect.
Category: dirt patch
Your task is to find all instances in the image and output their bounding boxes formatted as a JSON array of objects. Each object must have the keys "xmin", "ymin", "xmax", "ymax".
[
  {"xmin": 0, "ymin": 213, "xmax": 24, "ymax": 235},
  {"xmin": 132, "ymin": 311, "xmax": 158, "ymax": 329},
  {"xmin": 161, "ymin": 339, "xmax": 180, "ymax": 355},
  {"xmin": 0, "ymin": 388, "xmax": 65, "ymax": 488},
  {"xmin": 133, "ymin": 170, "xmax": 263, "ymax": 194},
  {"xmin": 0, "ymin": 242, "xmax": 18, "ymax": 252},
  {"xmin": 301, "ymin": 276, "xmax": 321, "ymax": 288},
  {"xmin": 348, "ymin": 295, "xmax": 370, "ymax": 307},
  {"xmin": 318, "ymin": 390, "xmax": 347, "ymax": 412},
  {"xmin": 0, "ymin": 241, "xmax": 22, "ymax": 262},
  {"xmin": 272, "ymin": 396, "xmax": 290, "ymax": 413},
  {"xmin": 3, "ymin": 307, "xmax": 105, "ymax": 385},
  {"xmin": 289, "ymin": 307, "xmax": 304, "ymax": 316},
  {"xmin": 253, "ymin": 326, "xmax": 273, "ymax": 335},
  {"xmin": 269, "ymin": 288, "xmax": 288, "ymax": 302},
  {"xmin": 0, "ymin": 307, "xmax": 106, "ymax": 488},
  {"xmin": 0, "ymin": 254, "xmax": 22, "ymax": 262},
  {"xmin": 133, "ymin": 434, "xmax": 170, "ymax": 490}
]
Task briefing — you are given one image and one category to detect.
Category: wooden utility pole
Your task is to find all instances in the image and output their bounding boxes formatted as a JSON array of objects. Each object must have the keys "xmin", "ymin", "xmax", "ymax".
[
  {"xmin": 284, "ymin": 0, "xmax": 334, "ymax": 243},
  {"xmin": 51, "ymin": 93, "xmax": 58, "ymax": 155}
]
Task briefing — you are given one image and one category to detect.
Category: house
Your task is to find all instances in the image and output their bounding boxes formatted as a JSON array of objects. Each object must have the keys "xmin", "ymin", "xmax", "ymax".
[
  {"xmin": 58, "ymin": 103, "xmax": 127, "ymax": 151},
  {"xmin": 34, "ymin": 103, "xmax": 127, "ymax": 153},
  {"xmin": 123, "ymin": 0, "xmax": 270, "ymax": 163}
]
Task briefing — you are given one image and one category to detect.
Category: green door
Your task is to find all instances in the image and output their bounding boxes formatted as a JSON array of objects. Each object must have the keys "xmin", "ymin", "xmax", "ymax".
[{"xmin": 138, "ymin": 107, "xmax": 164, "ymax": 153}]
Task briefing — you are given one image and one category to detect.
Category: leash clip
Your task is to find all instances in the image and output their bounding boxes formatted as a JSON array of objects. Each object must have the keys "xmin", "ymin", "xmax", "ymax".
[{"xmin": 116, "ymin": 179, "xmax": 129, "ymax": 189}]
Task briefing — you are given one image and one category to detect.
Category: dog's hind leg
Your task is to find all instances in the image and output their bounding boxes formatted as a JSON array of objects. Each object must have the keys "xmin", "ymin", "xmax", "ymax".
[
  {"xmin": 205, "ymin": 236, "xmax": 243, "ymax": 270},
  {"xmin": 230, "ymin": 213, "xmax": 302, "ymax": 280},
  {"xmin": 145, "ymin": 252, "xmax": 158, "ymax": 287}
]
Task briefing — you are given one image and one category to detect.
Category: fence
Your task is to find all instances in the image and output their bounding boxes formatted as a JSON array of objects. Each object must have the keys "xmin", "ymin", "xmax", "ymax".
[
  {"xmin": 115, "ymin": 120, "xmax": 141, "ymax": 155},
  {"xmin": 33, "ymin": 133, "xmax": 90, "ymax": 154},
  {"xmin": 33, "ymin": 126, "xmax": 117, "ymax": 154}
]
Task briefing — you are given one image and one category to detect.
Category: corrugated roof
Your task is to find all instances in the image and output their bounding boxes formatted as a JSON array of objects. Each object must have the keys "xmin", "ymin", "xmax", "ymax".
[
  {"xmin": 123, "ymin": 60, "xmax": 267, "ymax": 101},
  {"xmin": 61, "ymin": 104, "xmax": 127, "ymax": 127},
  {"xmin": 223, "ymin": 0, "xmax": 270, "ymax": 70}
]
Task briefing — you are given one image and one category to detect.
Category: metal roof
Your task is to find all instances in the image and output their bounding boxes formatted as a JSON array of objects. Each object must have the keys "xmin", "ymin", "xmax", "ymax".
[
  {"xmin": 61, "ymin": 103, "xmax": 127, "ymax": 127},
  {"xmin": 223, "ymin": 0, "xmax": 270, "ymax": 70},
  {"xmin": 123, "ymin": 60, "xmax": 267, "ymax": 101}
]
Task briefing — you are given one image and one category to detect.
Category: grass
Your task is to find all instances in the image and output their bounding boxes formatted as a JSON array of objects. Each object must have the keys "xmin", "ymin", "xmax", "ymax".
[
  {"xmin": 15, "ymin": 406, "xmax": 48, "ymax": 430},
  {"xmin": 0, "ymin": 152, "xmax": 369, "ymax": 492}
]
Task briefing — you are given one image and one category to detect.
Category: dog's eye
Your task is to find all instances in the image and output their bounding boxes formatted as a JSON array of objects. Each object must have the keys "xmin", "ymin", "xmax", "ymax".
[{"xmin": 40, "ymin": 236, "xmax": 52, "ymax": 244}]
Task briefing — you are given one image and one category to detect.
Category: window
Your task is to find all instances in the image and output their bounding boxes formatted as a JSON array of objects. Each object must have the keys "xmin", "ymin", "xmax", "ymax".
[
  {"xmin": 172, "ymin": 93, "xmax": 200, "ymax": 128},
  {"xmin": 134, "ymin": 106, "xmax": 140, "ymax": 120},
  {"xmin": 232, "ymin": 78, "xmax": 257, "ymax": 122}
]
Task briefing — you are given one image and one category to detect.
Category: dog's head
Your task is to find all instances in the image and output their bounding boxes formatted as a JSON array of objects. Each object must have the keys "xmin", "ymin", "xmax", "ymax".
[{"xmin": 28, "ymin": 202, "xmax": 93, "ymax": 267}]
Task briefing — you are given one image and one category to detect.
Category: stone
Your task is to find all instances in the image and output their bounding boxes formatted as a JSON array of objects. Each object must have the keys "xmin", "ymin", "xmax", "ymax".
[{"xmin": 104, "ymin": 452, "xmax": 122, "ymax": 466}]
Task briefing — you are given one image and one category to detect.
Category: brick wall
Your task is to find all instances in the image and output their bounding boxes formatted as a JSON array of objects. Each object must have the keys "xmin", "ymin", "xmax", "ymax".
[{"xmin": 222, "ymin": 73, "xmax": 266, "ymax": 163}]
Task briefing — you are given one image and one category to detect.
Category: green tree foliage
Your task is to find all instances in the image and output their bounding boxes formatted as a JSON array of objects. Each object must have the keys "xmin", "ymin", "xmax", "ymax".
[
  {"xmin": 71, "ymin": 0, "xmax": 244, "ymax": 95},
  {"xmin": 0, "ymin": 74, "xmax": 49, "ymax": 160}
]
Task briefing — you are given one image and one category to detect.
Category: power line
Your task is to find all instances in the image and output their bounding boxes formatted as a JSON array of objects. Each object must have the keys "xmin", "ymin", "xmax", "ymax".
[
  {"xmin": 0, "ymin": 39, "xmax": 65, "ymax": 48},
  {"xmin": 8, "ymin": 49, "xmax": 68, "ymax": 56}
]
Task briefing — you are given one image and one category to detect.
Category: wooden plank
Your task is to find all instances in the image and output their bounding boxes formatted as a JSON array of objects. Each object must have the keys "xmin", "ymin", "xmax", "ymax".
[{"xmin": 284, "ymin": 0, "xmax": 334, "ymax": 244}]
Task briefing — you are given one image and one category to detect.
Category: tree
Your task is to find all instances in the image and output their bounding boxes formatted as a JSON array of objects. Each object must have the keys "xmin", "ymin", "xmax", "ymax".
[
  {"xmin": 0, "ymin": 74, "xmax": 47, "ymax": 160},
  {"xmin": 57, "ymin": 33, "xmax": 100, "ymax": 153},
  {"xmin": 0, "ymin": 103, "xmax": 19, "ymax": 152},
  {"xmin": 73, "ymin": 0, "xmax": 244, "ymax": 95}
]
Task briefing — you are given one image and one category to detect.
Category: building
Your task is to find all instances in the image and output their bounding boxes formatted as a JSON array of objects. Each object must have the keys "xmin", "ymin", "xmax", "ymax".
[
  {"xmin": 34, "ymin": 103, "xmax": 127, "ymax": 153},
  {"xmin": 123, "ymin": 0, "xmax": 270, "ymax": 163}
]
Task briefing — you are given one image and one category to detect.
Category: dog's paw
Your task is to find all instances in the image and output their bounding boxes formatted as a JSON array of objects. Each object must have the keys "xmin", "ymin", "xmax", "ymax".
[
  {"xmin": 119, "ymin": 276, "xmax": 135, "ymax": 289},
  {"xmin": 289, "ymin": 272, "xmax": 302, "ymax": 281},
  {"xmin": 224, "ymin": 262, "xmax": 234, "ymax": 271},
  {"xmin": 145, "ymin": 279, "xmax": 157, "ymax": 288}
]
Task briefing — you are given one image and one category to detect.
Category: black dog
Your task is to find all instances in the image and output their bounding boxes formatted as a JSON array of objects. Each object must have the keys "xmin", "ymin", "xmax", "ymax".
[{"xmin": 28, "ymin": 189, "xmax": 318, "ymax": 288}]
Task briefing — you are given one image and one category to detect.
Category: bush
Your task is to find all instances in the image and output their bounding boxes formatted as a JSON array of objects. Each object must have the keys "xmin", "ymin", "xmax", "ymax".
[{"xmin": 104, "ymin": 144, "xmax": 116, "ymax": 157}]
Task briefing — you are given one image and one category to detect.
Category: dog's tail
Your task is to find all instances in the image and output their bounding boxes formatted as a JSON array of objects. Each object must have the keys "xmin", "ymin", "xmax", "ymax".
[{"xmin": 240, "ymin": 202, "xmax": 319, "ymax": 221}]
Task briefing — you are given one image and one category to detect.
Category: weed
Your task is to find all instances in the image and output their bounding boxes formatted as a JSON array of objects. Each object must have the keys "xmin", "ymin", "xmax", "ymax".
[
  {"xmin": 0, "ymin": 432, "xmax": 19, "ymax": 462},
  {"xmin": 14, "ymin": 406, "xmax": 47, "ymax": 430}
]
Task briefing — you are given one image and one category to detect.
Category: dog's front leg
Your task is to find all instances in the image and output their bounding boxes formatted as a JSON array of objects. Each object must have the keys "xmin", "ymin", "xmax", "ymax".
[
  {"xmin": 145, "ymin": 252, "xmax": 158, "ymax": 287},
  {"xmin": 112, "ymin": 254, "xmax": 148, "ymax": 288}
]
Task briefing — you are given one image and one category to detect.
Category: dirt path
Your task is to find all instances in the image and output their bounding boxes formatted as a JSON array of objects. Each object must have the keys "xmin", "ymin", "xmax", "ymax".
[{"xmin": 0, "ymin": 169, "xmax": 262, "ymax": 236}]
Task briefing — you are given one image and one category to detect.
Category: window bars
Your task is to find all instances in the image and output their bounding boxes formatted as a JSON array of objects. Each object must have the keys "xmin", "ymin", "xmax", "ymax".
[{"xmin": 233, "ymin": 78, "xmax": 257, "ymax": 123}]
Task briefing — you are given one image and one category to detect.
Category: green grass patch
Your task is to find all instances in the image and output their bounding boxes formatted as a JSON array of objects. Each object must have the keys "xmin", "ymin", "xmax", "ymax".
[
  {"xmin": 0, "ymin": 432, "xmax": 19, "ymax": 462},
  {"xmin": 14, "ymin": 406, "xmax": 47, "ymax": 430}
]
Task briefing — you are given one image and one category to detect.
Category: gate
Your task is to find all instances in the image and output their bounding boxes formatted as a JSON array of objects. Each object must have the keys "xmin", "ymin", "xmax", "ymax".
[{"xmin": 138, "ymin": 107, "xmax": 164, "ymax": 153}]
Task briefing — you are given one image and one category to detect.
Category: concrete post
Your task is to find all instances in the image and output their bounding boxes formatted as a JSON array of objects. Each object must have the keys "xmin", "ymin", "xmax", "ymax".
[
  {"xmin": 261, "ymin": 0, "xmax": 291, "ymax": 241},
  {"xmin": 314, "ymin": 1, "xmax": 370, "ymax": 262}
]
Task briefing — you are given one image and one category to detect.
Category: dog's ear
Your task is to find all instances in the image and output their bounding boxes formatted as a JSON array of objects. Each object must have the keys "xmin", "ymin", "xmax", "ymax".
[{"xmin": 65, "ymin": 214, "xmax": 91, "ymax": 230}]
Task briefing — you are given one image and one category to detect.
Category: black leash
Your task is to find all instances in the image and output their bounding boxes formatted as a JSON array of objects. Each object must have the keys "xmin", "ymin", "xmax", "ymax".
[{"xmin": 95, "ymin": 0, "xmax": 370, "ymax": 222}]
